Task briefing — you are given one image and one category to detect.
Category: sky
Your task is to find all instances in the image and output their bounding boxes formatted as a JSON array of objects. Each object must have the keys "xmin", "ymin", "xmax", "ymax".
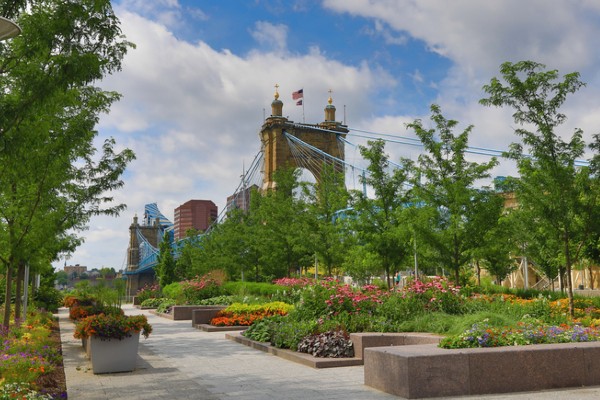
[{"xmin": 55, "ymin": 0, "xmax": 600, "ymax": 271}]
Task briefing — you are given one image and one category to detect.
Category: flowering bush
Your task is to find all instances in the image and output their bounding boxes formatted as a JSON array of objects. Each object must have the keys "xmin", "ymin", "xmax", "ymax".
[
  {"xmin": 68, "ymin": 304, "xmax": 122, "ymax": 321},
  {"xmin": 136, "ymin": 283, "xmax": 162, "ymax": 303},
  {"xmin": 0, "ymin": 382, "xmax": 54, "ymax": 400},
  {"xmin": 294, "ymin": 278, "xmax": 389, "ymax": 321},
  {"xmin": 440, "ymin": 320, "xmax": 600, "ymax": 349},
  {"xmin": 180, "ymin": 272, "xmax": 224, "ymax": 304},
  {"xmin": 398, "ymin": 276, "xmax": 464, "ymax": 314},
  {"xmin": 74, "ymin": 314, "xmax": 152, "ymax": 340},
  {"xmin": 272, "ymin": 277, "xmax": 314, "ymax": 288},
  {"xmin": 0, "ymin": 311, "xmax": 62, "ymax": 396}
]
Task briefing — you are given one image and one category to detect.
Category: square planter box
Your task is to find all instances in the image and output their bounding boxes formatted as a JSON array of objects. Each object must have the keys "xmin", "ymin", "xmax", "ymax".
[{"xmin": 89, "ymin": 332, "xmax": 140, "ymax": 374}]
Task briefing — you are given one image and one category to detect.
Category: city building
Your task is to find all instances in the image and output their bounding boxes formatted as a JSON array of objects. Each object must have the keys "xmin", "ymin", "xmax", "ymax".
[
  {"xmin": 64, "ymin": 264, "xmax": 87, "ymax": 279},
  {"xmin": 174, "ymin": 200, "xmax": 218, "ymax": 240},
  {"xmin": 226, "ymin": 184, "xmax": 259, "ymax": 213}
]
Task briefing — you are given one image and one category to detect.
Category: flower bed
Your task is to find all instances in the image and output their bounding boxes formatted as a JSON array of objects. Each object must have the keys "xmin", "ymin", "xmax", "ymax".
[
  {"xmin": 210, "ymin": 302, "xmax": 293, "ymax": 326},
  {"xmin": 74, "ymin": 313, "xmax": 152, "ymax": 340},
  {"xmin": 440, "ymin": 321, "xmax": 600, "ymax": 348}
]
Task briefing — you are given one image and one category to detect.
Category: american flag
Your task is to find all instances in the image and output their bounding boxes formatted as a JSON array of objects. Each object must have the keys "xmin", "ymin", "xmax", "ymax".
[
  {"xmin": 292, "ymin": 89, "xmax": 303, "ymax": 100},
  {"xmin": 296, "ymin": 99, "xmax": 303, "ymax": 106}
]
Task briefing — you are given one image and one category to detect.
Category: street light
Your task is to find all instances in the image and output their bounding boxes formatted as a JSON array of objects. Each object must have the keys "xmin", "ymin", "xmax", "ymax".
[{"xmin": 0, "ymin": 16, "xmax": 21, "ymax": 41}]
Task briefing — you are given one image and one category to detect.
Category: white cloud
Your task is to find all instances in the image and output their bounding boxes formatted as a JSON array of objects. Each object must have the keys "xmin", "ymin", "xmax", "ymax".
[
  {"xmin": 250, "ymin": 21, "xmax": 289, "ymax": 53},
  {"xmin": 59, "ymin": 1, "xmax": 600, "ymax": 272}
]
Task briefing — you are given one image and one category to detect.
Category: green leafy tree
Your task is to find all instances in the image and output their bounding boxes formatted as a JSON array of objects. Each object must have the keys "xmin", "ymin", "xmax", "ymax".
[
  {"xmin": 302, "ymin": 165, "xmax": 349, "ymax": 276},
  {"xmin": 481, "ymin": 60, "xmax": 600, "ymax": 316},
  {"xmin": 349, "ymin": 140, "xmax": 411, "ymax": 287},
  {"xmin": 255, "ymin": 167, "xmax": 312, "ymax": 280},
  {"xmin": 0, "ymin": 1, "xmax": 134, "ymax": 328},
  {"xmin": 406, "ymin": 105, "xmax": 498, "ymax": 285},
  {"xmin": 155, "ymin": 232, "xmax": 176, "ymax": 287}
]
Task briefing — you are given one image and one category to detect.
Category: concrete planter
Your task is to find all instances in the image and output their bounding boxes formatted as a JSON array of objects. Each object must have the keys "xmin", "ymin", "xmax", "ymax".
[
  {"xmin": 89, "ymin": 332, "xmax": 140, "ymax": 374},
  {"xmin": 364, "ymin": 341, "xmax": 600, "ymax": 398}
]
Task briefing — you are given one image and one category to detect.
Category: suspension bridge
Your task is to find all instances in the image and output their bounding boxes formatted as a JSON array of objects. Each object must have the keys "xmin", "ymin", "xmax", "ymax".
[{"xmin": 122, "ymin": 90, "xmax": 590, "ymax": 295}]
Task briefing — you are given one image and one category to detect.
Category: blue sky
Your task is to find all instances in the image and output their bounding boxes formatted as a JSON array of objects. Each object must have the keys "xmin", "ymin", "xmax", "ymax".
[{"xmin": 56, "ymin": 0, "xmax": 600, "ymax": 271}]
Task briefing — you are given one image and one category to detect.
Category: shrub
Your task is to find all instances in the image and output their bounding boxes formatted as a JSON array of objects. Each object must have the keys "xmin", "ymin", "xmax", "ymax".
[
  {"xmin": 136, "ymin": 283, "xmax": 161, "ymax": 303},
  {"xmin": 32, "ymin": 287, "xmax": 63, "ymax": 313},
  {"xmin": 140, "ymin": 298, "xmax": 164, "ymax": 308},
  {"xmin": 156, "ymin": 298, "xmax": 177, "ymax": 313},
  {"xmin": 223, "ymin": 281, "xmax": 290, "ymax": 299},
  {"xmin": 297, "ymin": 329, "xmax": 354, "ymax": 358},
  {"xmin": 180, "ymin": 272, "xmax": 224, "ymax": 304},
  {"xmin": 270, "ymin": 319, "xmax": 319, "ymax": 350},
  {"xmin": 242, "ymin": 316, "xmax": 283, "ymax": 342},
  {"xmin": 161, "ymin": 282, "xmax": 183, "ymax": 303},
  {"xmin": 68, "ymin": 303, "xmax": 123, "ymax": 321},
  {"xmin": 198, "ymin": 295, "xmax": 235, "ymax": 305}
]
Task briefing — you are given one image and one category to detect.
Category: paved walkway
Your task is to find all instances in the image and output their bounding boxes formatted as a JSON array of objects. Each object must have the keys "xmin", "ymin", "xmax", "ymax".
[{"xmin": 59, "ymin": 305, "xmax": 600, "ymax": 400}]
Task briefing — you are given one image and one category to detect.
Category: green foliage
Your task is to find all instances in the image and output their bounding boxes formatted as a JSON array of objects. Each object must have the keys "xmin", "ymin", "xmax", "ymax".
[
  {"xmin": 32, "ymin": 286, "xmax": 63, "ymax": 313},
  {"xmin": 155, "ymin": 232, "xmax": 177, "ymax": 287},
  {"xmin": 223, "ymin": 281, "xmax": 287, "ymax": 298},
  {"xmin": 481, "ymin": 60, "xmax": 600, "ymax": 317},
  {"xmin": 270, "ymin": 318, "xmax": 319, "ymax": 351},
  {"xmin": 135, "ymin": 284, "xmax": 161, "ymax": 303},
  {"xmin": 197, "ymin": 295, "xmax": 235, "ymax": 305},
  {"xmin": 156, "ymin": 299, "xmax": 177, "ymax": 314},
  {"xmin": 348, "ymin": 140, "xmax": 411, "ymax": 287},
  {"xmin": 406, "ymin": 104, "xmax": 498, "ymax": 285},
  {"xmin": 139, "ymin": 298, "xmax": 164, "ymax": 308},
  {"xmin": 180, "ymin": 273, "xmax": 224, "ymax": 304},
  {"xmin": 0, "ymin": 0, "xmax": 135, "ymax": 328},
  {"xmin": 242, "ymin": 315, "xmax": 286, "ymax": 342},
  {"xmin": 161, "ymin": 282, "xmax": 183, "ymax": 303}
]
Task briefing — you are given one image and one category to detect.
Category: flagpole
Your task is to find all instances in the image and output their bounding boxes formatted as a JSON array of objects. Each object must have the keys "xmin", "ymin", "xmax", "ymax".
[{"xmin": 302, "ymin": 92, "xmax": 305, "ymax": 123}]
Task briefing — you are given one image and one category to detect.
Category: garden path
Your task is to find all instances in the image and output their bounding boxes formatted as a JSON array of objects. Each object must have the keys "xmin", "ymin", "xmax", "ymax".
[{"xmin": 59, "ymin": 305, "xmax": 600, "ymax": 400}]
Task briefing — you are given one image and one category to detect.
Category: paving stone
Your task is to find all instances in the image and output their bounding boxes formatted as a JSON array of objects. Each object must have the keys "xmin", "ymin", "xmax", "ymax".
[{"xmin": 59, "ymin": 305, "xmax": 600, "ymax": 400}]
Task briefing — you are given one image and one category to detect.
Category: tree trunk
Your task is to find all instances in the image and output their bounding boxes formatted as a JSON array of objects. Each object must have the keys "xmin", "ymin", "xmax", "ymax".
[
  {"xmin": 14, "ymin": 263, "xmax": 24, "ymax": 323},
  {"xmin": 476, "ymin": 260, "xmax": 481, "ymax": 286},
  {"xmin": 564, "ymin": 236, "xmax": 575, "ymax": 318},
  {"xmin": 588, "ymin": 265, "xmax": 595, "ymax": 290},
  {"xmin": 2, "ymin": 264, "xmax": 13, "ymax": 330}
]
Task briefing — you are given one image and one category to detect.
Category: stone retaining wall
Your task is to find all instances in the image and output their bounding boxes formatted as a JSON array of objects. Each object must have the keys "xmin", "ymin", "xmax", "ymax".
[
  {"xmin": 191, "ymin": 306, "xmax": 228, "ymax": 326},
  {"xmin": 364, "ymin": 342, "xmax": 600, "ymax": 398}
]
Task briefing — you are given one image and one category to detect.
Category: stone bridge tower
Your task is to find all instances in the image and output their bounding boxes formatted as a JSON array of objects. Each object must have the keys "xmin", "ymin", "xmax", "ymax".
[{"xmin": 260, "ymin": 87, "xmax": 348, "ymax": 191}]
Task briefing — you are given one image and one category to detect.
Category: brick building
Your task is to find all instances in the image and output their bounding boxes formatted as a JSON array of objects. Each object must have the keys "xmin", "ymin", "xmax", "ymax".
[{"xmin": 174, "ymin": 200, "xmax": 218, "ymax": 240}]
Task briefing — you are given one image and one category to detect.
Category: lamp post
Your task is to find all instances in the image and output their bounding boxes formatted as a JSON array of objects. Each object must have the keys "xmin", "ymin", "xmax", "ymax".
[{"xmin": 0, "ymin": 16, "xmax": 21, "ymax": 41}]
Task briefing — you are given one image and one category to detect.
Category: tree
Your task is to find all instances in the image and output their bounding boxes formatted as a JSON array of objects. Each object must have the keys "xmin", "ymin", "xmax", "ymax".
[
  {"xmin": 467, "ymin": 189, "xmax": 515, "ymax": 285},
  {"xmin": 349, "ymin": 140, "xmax": 411, "ymax": 287},
  {"xmin": 302, "ymin": 165, "xmax": 349, "ymax": 276},
  {"xmin": 254, "ymin": 167, "xmax": 312, "ymax": 280},
  {"xmin": 0, "ymin": 1, "xmax": 134, "ymax": 328},
  {"xmin": 481, "ymin": 60, "xmax": 600, "ymax": 317},
  {"xmin": 406, "ymin": 105, "xmax": 498, "ymax": 285},
  {"xmin": 155, "ymin": 232, "xmax": 176, "ymax": 287}
]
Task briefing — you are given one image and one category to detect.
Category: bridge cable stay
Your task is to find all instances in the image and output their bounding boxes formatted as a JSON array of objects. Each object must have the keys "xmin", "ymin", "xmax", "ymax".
[
  {"xmin": 213, "ymin": 149, "xmax": 264, "ymax": 225},
  {"xmin": 291, "ymin": 122, "xmax": 590, "ymax": 167}
]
